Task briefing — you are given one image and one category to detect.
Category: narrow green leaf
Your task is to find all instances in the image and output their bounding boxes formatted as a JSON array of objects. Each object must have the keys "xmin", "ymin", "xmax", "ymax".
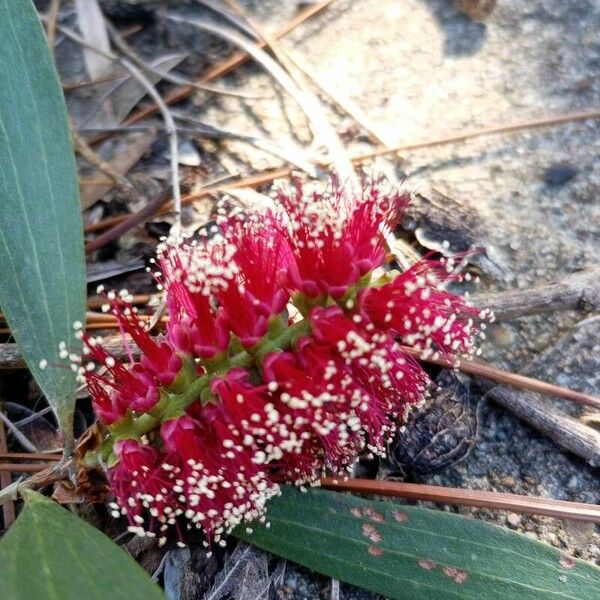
[
  {"xmin": 0, "ymin": 0, "xmax": 86, "ymax": 450},
  {"xmin": 236, "ymin": 487, "xmax": 600, "ymax": 600},
  {"xmin": 0, "ymin": 490, "xmax": 164, "ymax": 599}
]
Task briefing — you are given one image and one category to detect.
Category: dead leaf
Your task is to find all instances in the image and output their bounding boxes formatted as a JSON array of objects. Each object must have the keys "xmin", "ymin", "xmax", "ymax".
[
  {"xmin": 74, "ymin": 0, "xmax": 113, "ymax": 79},
  {"xmin": 80, "ymin": 131, "xmax": 155, "ymax": 210}
]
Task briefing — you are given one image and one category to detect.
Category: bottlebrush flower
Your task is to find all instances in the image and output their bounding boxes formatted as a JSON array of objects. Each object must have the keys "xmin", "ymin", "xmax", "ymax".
[{"xmin": 79, "ymin": 178, "xmax": 482, "ymax": 548}]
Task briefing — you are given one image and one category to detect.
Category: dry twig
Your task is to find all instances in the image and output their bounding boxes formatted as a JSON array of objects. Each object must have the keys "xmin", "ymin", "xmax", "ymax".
[
  {"xmin": 0, "ymin": 413, "xmax": 15, "ymax": 527},
  {"xmin": 473, "ymin": 268, "xmax": 600, "ymax": 319},
  {"xmin": 480, "ymin": 317, "xmax": 600, "ymax": 464},
  {"xmin": 318, "ymin": 478, "xmax": 600, "ymax": 523}
]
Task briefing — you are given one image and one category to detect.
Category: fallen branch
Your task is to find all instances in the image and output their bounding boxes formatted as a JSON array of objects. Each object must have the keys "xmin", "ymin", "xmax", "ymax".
[
  {"xmin": 472, "ymin": 268, "xmax": 600, "ymax": 319},
  {"xmin": 481, "ymin": 316, "xmax": 600, "ymax": 465}
]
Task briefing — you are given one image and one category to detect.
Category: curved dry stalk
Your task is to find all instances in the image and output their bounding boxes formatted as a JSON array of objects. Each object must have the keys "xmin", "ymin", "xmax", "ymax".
[
  {"xmin": 166, "ymin": 14, "xmax": 356, "ymax": 186},
  {"xmin": 88, "ymin": 0, "xmax": 335, "ymax": 146},
  {"xmin": 105, "ymin": 21, "xmax": 264, "ymax": 100},
  {"xmin": 58, "ymin": 26, "xmax": 182, "ymax": 233}
]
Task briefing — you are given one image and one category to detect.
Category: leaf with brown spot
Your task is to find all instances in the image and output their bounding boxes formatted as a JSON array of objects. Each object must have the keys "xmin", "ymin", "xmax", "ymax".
[
  {"xmin": 393, "ymin": 510, "xmax": 409, "ymax": 523},
  {"xmin": 418, "ymin": 559, "xmax": 437, "ymax": 571},
  {"xmin": 561, "ymin": 556, "xmax": 577, "ymax": 570},
  {"xmin": 236, "ymin": 486, "xmax": 600, "ymax": 600},
  {"xmin": 361, "ymin": 523, "xmax": 382, "ymax": 544}
]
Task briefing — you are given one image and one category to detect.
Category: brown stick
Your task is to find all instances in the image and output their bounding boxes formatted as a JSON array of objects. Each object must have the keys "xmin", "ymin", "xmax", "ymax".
[
  {"xmin": 0, "ymin": 464, "xmax": 56, "ymax": 474},
  {"xmin": 319, "ymin": 478, "xmax": 600, "ymax": 523},
  {"xmin": 472, "ymin": 268, "xmax": 600, "ymax": 319},
  {"xmin": 401, "ymin": 347, "xmax": 600, "ymax": 410},
  {"xmin": 0, "ymin": 452, "xmax": 60, "ymax": 461},
  {"xmin": 480, "ymin": 383, "xmax": 600, "ymax": 465},
  {"xmin": 350, "ymin": 108, "xmax": 600, "ymax": 164},
  {"xmin": 0, "ymin": 412, "xmax": 16, "ymax": 527},
  {"xmin": 84, "ymin": 106, "xmax": 600, "ymax": 236},
  {"xmin": 481, "ymin": 317, "xmax": 600, "ymax": 465},
  {"xmin": 83, "ymin": 167, "xmax": 292, "ymax": 234}
]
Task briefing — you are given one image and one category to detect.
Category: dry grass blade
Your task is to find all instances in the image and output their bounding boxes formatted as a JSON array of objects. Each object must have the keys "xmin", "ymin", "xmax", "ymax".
[
  {"xmin": 75, "ymin": 54, "xmax": 184, "ymax": 129},
  {"xmin": 218, "ymin": 0, "xmax": 358, "ymax": 186},
  {"xmin": 318, "ymin": 478, "xmax": 600, "ymax": 523},
  {"xmin": 79, "ymin": 120, "xmax": 316, "ymax": 174},
  {"xmin": 43, "ymin": 0, "xmax": 61, "ymax": 58},
  {"xmin": 195, "ymin": 0, "xmax": 261, "ymax": 40},
  {"xmin": 284, "ymin": 47, "xmax": 396, "ymax": 147},
  {"xmin": 0, "ymin": 411, "xmax": 37, "ymax": 453},
  {"xmin": 166, "ymin": 14, "xmax": 355, "ymax": 184}
]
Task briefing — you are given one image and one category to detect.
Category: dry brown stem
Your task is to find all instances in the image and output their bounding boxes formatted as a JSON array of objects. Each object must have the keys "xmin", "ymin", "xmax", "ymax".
[
  {"xmin": 473, "ymin": 268, "xmax": 600, "ymax": 319},
  {"xmin": 319, "ymin": 478, "xmax": 600, "ymax": 523}
]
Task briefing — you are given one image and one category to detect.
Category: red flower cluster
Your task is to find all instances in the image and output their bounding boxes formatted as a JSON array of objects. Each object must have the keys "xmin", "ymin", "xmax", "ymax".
[{"xmin": 79, "ymin": 180, "xmax": 479, "ymax": 548}]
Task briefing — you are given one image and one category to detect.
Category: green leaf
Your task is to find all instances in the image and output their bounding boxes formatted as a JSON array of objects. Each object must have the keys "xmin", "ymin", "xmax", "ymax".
[
  {"xmin": 236, "ymin": 487, "xmax": 600, "ymax": 600},
  {"xmin": 0, "ymin": 489, "xmax": 164, "ymax": 599},
  {"xmin": 0, "ymin": 0, "xmax": 86, "ymax": 451}
]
